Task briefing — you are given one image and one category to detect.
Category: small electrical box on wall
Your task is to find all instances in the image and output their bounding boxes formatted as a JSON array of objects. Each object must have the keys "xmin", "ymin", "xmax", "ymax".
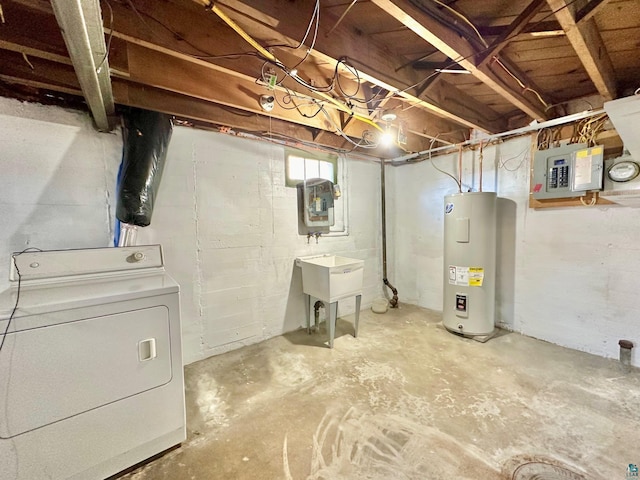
[
  {"xmin": 532, "ymin": 143, "xmax": 604, "ymax": 200},
  {"xmin": 297, "ymin": 178, "xmax": 340, "ymax": 235}
]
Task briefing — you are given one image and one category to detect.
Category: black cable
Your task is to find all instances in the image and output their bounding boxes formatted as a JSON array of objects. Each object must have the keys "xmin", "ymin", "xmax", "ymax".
[
  {"xmin": 0, "ymin": 248, "xmax": 43, "ymax": 355},
  {"xmin": 394, "ymin": 0, "xmax": 584, "ymax": 98}
]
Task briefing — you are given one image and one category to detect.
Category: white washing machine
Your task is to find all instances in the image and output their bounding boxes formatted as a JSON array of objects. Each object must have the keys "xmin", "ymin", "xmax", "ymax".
[{"xmin": 0, "ymin": 245, "xmax": 186, "ymax": 480}]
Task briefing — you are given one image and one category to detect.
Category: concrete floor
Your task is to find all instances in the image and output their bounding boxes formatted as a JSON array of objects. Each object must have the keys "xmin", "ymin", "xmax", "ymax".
[{"xmin": 121, "ymin": 304, "xmax": 640, "ymax": 480}]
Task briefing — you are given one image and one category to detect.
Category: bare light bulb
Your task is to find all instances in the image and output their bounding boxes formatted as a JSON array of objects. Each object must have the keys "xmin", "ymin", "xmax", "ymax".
[{"xmin": 380, "ymin": 131, "xmax": 394, "ymax": 146}]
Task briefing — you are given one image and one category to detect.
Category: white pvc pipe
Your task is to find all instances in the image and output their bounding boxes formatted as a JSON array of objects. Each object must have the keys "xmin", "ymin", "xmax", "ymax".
[{"xmin": 391, "ymin": 108, "xmax": 605, "ymax": 165}]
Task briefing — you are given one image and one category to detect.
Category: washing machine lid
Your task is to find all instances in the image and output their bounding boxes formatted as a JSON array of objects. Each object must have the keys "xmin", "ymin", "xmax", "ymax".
[{"xmin": 0, "ymin": 245, "xmax": 179, "ymax": 319}]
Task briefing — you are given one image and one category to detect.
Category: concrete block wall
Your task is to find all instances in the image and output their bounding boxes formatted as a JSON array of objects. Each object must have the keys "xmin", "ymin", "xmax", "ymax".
[
  {"xmin": 0, "ymin": 97, "xmax": 121, "ymax": 291},
  {"xmin": 388, "ymin": 135, "xmax": 640, "ymax": 367},
  {"xmin": 0, "ymin": 99, "xmax": 384, "ymax": 365},
  {"xmin": 134, "ymin": 127, "xmax": 384, "ymax": 364}
]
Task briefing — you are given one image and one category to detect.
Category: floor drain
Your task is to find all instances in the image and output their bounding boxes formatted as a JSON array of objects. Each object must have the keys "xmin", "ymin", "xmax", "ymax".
[{"xmin": 512, "ymin": 462, "xmax": 586, "ymax": 480}]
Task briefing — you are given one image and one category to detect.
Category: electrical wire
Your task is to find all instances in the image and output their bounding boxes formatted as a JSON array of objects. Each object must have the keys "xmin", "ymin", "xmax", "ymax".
[
  {"xmin": 319, "ymin": 106, "xmax": 380, "ymax": 150},
  {"xmin": 0, "ymin": 248, "xmax": 43, "ymax": 355},
  {"xmin": 498, "ymin": 144, "xmax": 530, "ymax": 172},
  {"xmin": 390, "ymin": 0, "xmax": 583, "ymax": 107},
  {"xmin": 580, "ymin": 192, "xmax": 597, "ymax": 206},
  {"xmin": 431, "ymin": 0, "xmax": 488, "ymax": 48},
  {"xmin": 289, "ymin": 0, "xmax": 320, "ymax": 71},
  {"xmin": 417, "ymin": 134, "xmax": 462, "ymax": 189},
  {"xmin": 96, "ymin": 0, "xmax": 114, "ymax": 74},
  {"xmin": 494, "ymin": 58, "xmax": 550, "ymax": 110}
]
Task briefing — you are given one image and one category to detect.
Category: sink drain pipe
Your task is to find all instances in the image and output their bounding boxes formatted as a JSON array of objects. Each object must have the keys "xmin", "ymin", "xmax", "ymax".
[
  {"xmin": 381, "ymin": 160, "xmax": 399, "ymax": 308},
  {"xmin": 313, "ymin": 301, "xmax": 324, "ymax": 332}
]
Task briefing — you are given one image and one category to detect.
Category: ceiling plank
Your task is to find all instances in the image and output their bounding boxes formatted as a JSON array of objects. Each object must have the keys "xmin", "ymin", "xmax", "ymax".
[
  {"xmin": 118, "ymin": 41, "xmax": 343, "ymax": 133},
  {"xmin": 478, "ymin": 21, "xmax": 563, "ymax": 37},
  {"xmin": 477, "ymin": 0, "xmax": 547, "ymax": 67},
  {"xmin": 112, "ymin": 81, "xmax": 357, "ymax": 152},
  {"xmin": 546, "ymin": 0, "xmax": 617, "ymax": 100},
  {"xmin": 575, "ymin": 0, "xmax": 612, "ymax": 24},
  {"xmin": 369, "ymin": 0, "xmax": 549, "ymax": 121},
  {"xmin": 200, "ymin": 0, "xmax": 505, "ymax": 132}
]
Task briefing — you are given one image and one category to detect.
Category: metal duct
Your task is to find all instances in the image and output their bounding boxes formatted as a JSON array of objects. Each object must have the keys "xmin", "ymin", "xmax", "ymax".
[{"xmin": 51, "ymin": 0, "xmax": 115, "ymax": 131}]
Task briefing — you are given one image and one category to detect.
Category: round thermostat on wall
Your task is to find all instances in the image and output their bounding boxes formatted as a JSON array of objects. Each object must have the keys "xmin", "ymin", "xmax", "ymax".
[{"xmin": 608, "ymin": 160, "xmax": 640, "ymax": 182}]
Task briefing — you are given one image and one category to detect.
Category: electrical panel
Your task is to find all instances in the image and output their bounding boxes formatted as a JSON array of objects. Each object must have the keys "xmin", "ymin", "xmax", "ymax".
[
  {"xmin": 532, "ymin": 143, "xmax": 604, "ymax": 200},
  {"xmin": 296, "ymin": 178, "xmax": 339, "ymax": 235}
]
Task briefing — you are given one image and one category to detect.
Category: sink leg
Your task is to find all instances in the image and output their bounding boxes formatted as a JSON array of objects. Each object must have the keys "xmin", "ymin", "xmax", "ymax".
[
  {"xmin": 305, "ymin": 294, "xmax": 311, "ymax": 334},
  {"xmin": 328, "ymin": 301, "xmax": 338, "ymax": 348},
  {"xmin": 354, "ymin": 295, "xmax": 361, "ymax": 338}
]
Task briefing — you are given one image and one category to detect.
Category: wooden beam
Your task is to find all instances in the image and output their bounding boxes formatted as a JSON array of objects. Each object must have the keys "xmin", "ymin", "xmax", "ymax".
[
  {"xmin": 575, "ymin": 0, "xmax": 612, "ymax": 24},
  {"xmin": 546, "ymin": 0, "xmax": 617, "ymax": 100},
  {"xmin": 478, "ymin": 21, "xmax": 563, "ymax": 37},
  {"xmin": 117, "ymin": 41, "xmax": 343, "ymax": 133},
  {"xmin": 477, "ymin": 0, "xmax": 547, "ymax": 67},
  {"xmin": 207, "ymin": 0, "xmax": 504, "ymax": 132},
  {"xmin": 112, "ymin": 81, "xmax": 356, "ymax": 151},
  {"xmin": 369, "ymin": 0, "xmax": 549, "ymax": 121}
]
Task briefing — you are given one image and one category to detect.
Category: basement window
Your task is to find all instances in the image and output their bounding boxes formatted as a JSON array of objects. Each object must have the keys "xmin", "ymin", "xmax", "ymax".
[{"xmin": 285, "ymin": 149, "xmax": 337, "ymax": 187}]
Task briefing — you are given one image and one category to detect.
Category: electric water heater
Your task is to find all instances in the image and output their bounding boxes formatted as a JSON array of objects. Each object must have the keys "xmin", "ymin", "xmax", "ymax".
[{"xmin": 442, "ymin": 192, "xmax": 497, "ymax": 338}]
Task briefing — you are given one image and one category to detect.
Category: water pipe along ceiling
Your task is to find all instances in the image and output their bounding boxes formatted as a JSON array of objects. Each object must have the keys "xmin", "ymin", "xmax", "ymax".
[{"xmin": 0, "ymin": 0, "xmax": 638, "ymax": 157}]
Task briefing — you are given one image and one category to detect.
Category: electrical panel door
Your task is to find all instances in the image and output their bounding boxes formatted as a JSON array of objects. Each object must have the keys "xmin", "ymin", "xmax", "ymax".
[{"xmin": 532, "ymin": 143, "xmax": 603, "ymax": 200}]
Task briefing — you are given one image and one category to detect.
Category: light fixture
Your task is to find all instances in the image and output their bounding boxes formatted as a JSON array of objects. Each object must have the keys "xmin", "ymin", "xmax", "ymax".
[
  {"xmin": 380, "ymin": 109, "xmax": 397, "ymax": 122},
  {"xmin": 380, "ymin": 130, "xmax": 394, "ymax": 146},
  {"xmin": 435, "ymin": 68, "xmax": 471, "ymax": 74},
  {"xmin": 529, "ymin": 30, "xmax": 565, "ymax": 37},
  {"xmin": 259, "ymin": 94, "xmax": 275, "ymax": 112}
]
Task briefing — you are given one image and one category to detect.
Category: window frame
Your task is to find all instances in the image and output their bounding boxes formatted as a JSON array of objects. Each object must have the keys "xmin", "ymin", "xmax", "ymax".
[{"xmin": 285, "ymin": 148, "xmax": 338, "ymax": 187}]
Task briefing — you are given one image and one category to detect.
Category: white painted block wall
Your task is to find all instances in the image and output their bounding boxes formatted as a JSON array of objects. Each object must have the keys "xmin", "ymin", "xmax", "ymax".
[
  {"xmin": 4, "ymin": 97, "xmax": 638, "ymax": 368},
  {"xmin": 0, "ymin": 97, "xmax": 121, "ymax": 289},
  {"xmin": 136, "ymin": 128, "xmax": 383, "ymax": 364},
  {"xmin": 0, "ymin": 97, "xmax": 384, "ymax": 365},
  {"xmin": 389, "ymin": 135, "xmax": 640, "ymax": 367}
]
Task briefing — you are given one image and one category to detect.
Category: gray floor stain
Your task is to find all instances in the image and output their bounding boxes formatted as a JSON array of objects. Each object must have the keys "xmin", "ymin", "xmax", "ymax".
[{"xmin": 120, "ymin": 304, "xmax": 640, "ymax": 480}]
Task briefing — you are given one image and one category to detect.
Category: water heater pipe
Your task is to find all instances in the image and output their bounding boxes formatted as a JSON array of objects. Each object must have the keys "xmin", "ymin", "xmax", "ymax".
[
  {"xmin": 457, "ymin": 145, "xmax": 463, "ymax": 193},
  {"xmin": 381, "ymin": 160, "xmax": 399, "ymax": 308},
  {"xmin": 479, "ymin": 141, "xmax": 483, "ymax": 192}
]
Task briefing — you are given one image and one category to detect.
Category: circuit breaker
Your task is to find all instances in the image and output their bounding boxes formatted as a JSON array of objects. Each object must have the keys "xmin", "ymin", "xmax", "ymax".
[
  {"xmin": 532, "ymin": 143, "xmax": 603, "ymax": 199},
  {"xmin": 296, "ymin": 178, "xmax": 339, "ymax": 235}
]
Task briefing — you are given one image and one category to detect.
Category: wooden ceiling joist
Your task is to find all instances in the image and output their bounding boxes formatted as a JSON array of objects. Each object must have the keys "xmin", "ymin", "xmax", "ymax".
[
  {"xmin": 477, "ymin": 0, "xmax": 547, "ymax": 67},
  {"xmin": 575, "ymin": 0, "xmax": 612, "ymax": 24},
  {"xmin": 199, "ymin": 0, "xmax": 505, "ymax": 132},
  {"xmin": 546, "ymin": 0, "xmax": 617, "ymax": 100},
  {"xmin": 369, "ymin": 0, "xmax": 549, "ymax": 121}
]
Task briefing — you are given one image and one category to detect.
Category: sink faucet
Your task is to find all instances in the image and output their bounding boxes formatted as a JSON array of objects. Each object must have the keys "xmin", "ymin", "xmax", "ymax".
[{"xmin": 306, "ymin": 232, "xmax": 321, "ymax": 244}]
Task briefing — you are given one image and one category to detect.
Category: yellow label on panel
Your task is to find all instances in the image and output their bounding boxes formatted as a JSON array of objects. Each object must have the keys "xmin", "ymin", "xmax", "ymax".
[
  {"xmin": 469, "ymin": 267, "xmax": 484, "ymax": 286},
  {"xmin": 592, "ymin": 147, "xmax": 603, "ymax": 155},
  {"xmin": 576, "ymin": 150, "xmax": 588, "ymax": 158}
]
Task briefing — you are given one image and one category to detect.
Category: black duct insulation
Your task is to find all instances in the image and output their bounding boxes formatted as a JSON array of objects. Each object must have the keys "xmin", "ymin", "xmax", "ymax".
[{"xmin": 116, "ymin": 108, "xmax": 173, "ymax": 227}]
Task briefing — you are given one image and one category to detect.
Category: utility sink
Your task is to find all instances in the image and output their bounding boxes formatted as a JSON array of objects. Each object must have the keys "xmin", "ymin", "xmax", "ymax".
[
  {"xmin": 295, "ymin": 254, "xmax": 364, "ymax": 348},
  {"xmin": 295, "ymin": 254, "xmax": 364, "ymax": 303}
]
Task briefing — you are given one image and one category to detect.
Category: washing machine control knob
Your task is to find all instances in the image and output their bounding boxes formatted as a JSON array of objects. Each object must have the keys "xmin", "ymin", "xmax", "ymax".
[{"xmin": 132, "ymin": 252, "xmax": 145, "ymax": 262}]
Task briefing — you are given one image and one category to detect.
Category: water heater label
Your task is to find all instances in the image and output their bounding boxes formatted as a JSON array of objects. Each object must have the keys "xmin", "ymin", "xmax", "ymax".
[
  {"xmin": 448, "ymin": 266, "xmax": 484, "ymax": 286},
  {"xmin": 469, "ymin": 267, "xmax": 484, "ymax": 286},
  {"xmin": 445, "ymin": 203, "xmax": 454, "ymax": 214}
]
